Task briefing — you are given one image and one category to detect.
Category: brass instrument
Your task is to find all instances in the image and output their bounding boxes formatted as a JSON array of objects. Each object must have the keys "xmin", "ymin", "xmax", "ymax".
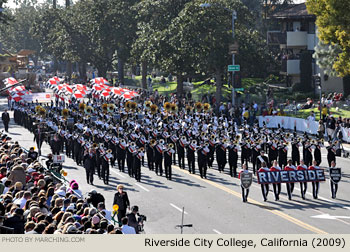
[
  {"xmin": 92, "ymin": 143, "xmax": 99, "ymax": 149},
  {"xmin": 79, "ymin": 103, "xmax": 86, "ymax": 113},
  {"xmin": 131, "ymin": 142, "xmax": 136, "ymax": 147},
  {"xmin": 170, "ymin": 103, "xmax": 177, "ymax": 113},
  {"xmin": 150, "ymin": 104, "xmax": 158, "ymax": 114},
  {"xmin": 150, "ymin": 139, "xmax": 157, "ymax": 146},
  {"xmin": 99, "ymin": 143, "xmax": 104, "ymax": 148},
  {"xmin": 102, "ymin": 103, "xmax": 108, "ymax": 113},
  {"xmin": 210, "ymin": 134, "xmax": 216, "ymax": 140},
  {"xmin": 191, "ymin": 139, "xmax": 197, "ymax": 145},
  {"xmin": 62, "ymin": 108, "xmax": 69, "ymax": 119},
  {"xmin": 108, "ymin": 104, "xmax": 115, "ymax": 113},
  {"xmin": 145, "ymin": 101, "xmax": 152, "ymax": 110},
  {"xmin": 181, "ymin": 136, "xmax": 186, "ymax": 141},
  {"xmin": 168, "ymin": 143, "xmax": 174, "ymax": 149},
  {"xmin": 85, "ymin": 106, "xmax": 93, "ymax": 115},
  {"xmin": 235, "ymin": 135, "xmax": 240, "ymax": 140},
  {"xmin": 203, "ymin": 103, "xmax": 210, "ymax": 112},
  {"xmin": 164, "ymin": 102, "xmax": 171, "ymax": 112},
  {"xmin": 201, "ymin": 132, "xmax": 206, "ymax": 137},
  {"xmin": 195, "ymin": 102, "xmax": 203, "ymax": 111},
  {"xmin": 139, "ymin": 147, "xmax": 145, "ymax": 152},
  {"xmin": 125, "ymin": 101, "xmax": 131, "ymax": 111},
  {"xmin": 130, "ymin": 102, "xmax": 137, "ymax": 111},
  {"xmin": 185, "ymin": 105, "xmax": 192, "ymax": 113},
  {"xmin": 106, "ymin": 149, "xmax": 113, "ymax": 154},
  {"xmin": 39, "ymin": 108, "xmax": 46, "ymax": 117},
  {"xmin": 35, "ymin": 105, "xmax": 43, "ymax": 114},
  {"xmin": 159, "ymin": 139, "xmax": 165, "ymax": 145}
]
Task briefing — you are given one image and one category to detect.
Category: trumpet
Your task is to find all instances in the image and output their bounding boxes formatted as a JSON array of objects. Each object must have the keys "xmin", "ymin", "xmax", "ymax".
[
  {"xmin": 139, "ymin": 147, "xmax": 145, "ymax": 152},
  {"xmin": 168, "ymin": 143, "xmax": 174, "ymax": 149},
  {"xmin": 210, "ymin": 134, "xmax": 216, "ymax": 140},
  {"xmin": 106, "ymin": 149, "xmax": 113, "ymax": 154},
  {"xmin": 92, "ymin": 143, "xmax": 99, "ymax": 149},
  {"xmin": 191, "ymin": 139, "xmax": 197, "ymax": 145},
  {"xmin": 201, "ymin": 132, "xmax": 206, "ymax": 137},
  {"xmin": 159, "ymin": 139, "xmax": 165, "ymax": 145},
  {"xmin": 181, "ymin": 136, "xmax": 186, "ymax": 141},
  {"xmin": 131, "ymin": 142, "xmax": 136, "ymax": 147}
]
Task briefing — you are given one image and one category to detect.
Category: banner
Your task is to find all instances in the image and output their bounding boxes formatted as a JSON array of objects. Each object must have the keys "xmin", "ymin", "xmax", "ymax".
[
  {"xmin": 257, "ymin": 170, "xmax": 326, "ymax": 184},
  {"xmin": 23, "ymin": 93, "xmax": 53, "ymax": 103}
]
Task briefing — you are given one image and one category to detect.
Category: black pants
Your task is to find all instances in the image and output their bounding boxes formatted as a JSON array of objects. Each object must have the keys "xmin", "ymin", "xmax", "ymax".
[
  {"xmin": 272, "ymin": 183, "xmax": 281, "ymax": 200},
  {"xmin": 117, "ymin": 209, "xmax": 126, "ymax": 226},
  {"xmin": 135, "ymin": 166, "xmax": 141, "ymax": 182},
  {"xmin": 155, "ymin": 161, "xmax": 163, "ymax": 176},
  {"xmin": 261, "ymin": 184, "xmax": 269, "ymax": 201},
  {"xmin": 187, "ymin": 158, "xmax": 195, "ymax": 174},
  {"xmin": 229, "ymin": 163, "xmax": 237, "ymax": 177},
  {"xmin": 101, "ymin": 165, "xmax": 109, "ymax": 184},
  {"xmin": 330, "ymin": 181, "xmax": 338, "ymax": 198},
  {"xmin": 311, "ymin": 182, "xmax": 319, "ymax": 199},
  {"xmin": 4, "ymin": 122, "xmax": 9, "ymax": 132},
  {"xmin": 85, "ymin": 168, "xmax": 94, "ymax": 184},
  {"xmin": 178, "ymin": 154, "xmax": 185, "ymax": 169},
  {"xmin": 217, "ymin": 162, "xmax": 225, "ymax": 172},
  {"xmin": 241, "ymin": 185, "xmax": 250, "ymax": 202},
  {"xmin": 198, "ymin": 163, "xmax": 207, "ymax": 178},
  {"xmin": 148, "ymin": 160, "xmax": 154, "ymax": 171},
  {"xmin": 300, "ymin": 182, "xmax": 307, "ymax": 199},
  {"xmin": 165, "ymin": 164, "xmax": 172, "ymax": 180},
  {"xmin": 118, "ymin": 158, "xmax": 125, "ymax": 172},
  {"xmin": 286, "ymin": 183, "xmax": 295, "ymax": 200}
]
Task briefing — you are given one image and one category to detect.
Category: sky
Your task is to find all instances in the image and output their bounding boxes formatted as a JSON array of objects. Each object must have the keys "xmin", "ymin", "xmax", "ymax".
[{"xmin": 5, "ymin": 0, "xmax": 307, "ymax": 8}]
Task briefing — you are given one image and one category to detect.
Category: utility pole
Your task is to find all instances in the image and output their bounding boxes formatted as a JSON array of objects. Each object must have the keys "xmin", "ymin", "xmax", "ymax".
[
  {"xmin": 175, "ymin": 207, "xmax": 192, "ymax": 234},
  {"xmin": 231, "ymin": 11, "xmax": 237, "ymax": 106}
]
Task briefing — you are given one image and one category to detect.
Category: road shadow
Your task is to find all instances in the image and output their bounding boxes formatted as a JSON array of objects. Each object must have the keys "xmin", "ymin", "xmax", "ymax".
[
  {"xmin": 171, "ymin": 173, "xmax": 205, "ymax": 188},
  {"xmin": 140, "ymin": 177, "xmax": 172, "ymax": 189}
]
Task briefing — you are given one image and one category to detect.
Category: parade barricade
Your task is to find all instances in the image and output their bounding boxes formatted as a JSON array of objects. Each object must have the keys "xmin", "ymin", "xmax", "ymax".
[{"xmin": 258, "ymin": 115, "xmax": 350, "ymax": 143}]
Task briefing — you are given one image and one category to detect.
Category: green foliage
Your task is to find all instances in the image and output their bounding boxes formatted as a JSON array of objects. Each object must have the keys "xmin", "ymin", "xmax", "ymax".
[
  {"xmin": 306, "ymin": 0, "xmax": 350, "ymax": 77},
  {"xmin": 0, "ymin": 0, "xmax": 10, "ymax": 25}
]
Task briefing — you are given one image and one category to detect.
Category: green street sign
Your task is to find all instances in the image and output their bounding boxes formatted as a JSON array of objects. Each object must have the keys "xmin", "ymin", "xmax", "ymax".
[
  {"xmin": 228, "ymin": 65, "xmax": 240, "ymax": 72},
  {"xmin": 234, "ymin": 88, "xmax": 244, "ymax": 92}
]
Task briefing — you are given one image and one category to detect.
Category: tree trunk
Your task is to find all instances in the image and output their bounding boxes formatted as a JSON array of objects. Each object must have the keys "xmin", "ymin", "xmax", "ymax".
[
  {"xmin": 118, "ymin": 56, "xmax": 124, "ymax": 85},
  {"xmin": 215, "ymin": 71, "xmax": 222, "ymax": 106},
  {"xmin": 177, "ymin": 74, "xmax": 184, "ymax": 97},
  {"xmin": 53, "ymin": 0, "xmax": 57, "ymax": 9},
  {"xmin": 78, "ymin": 61, "xmax": 87, "ymax": 81},
  {"xmin": 66, "ymin": 61, "xmax": 72, "ymax": 82},
  {"xmin": 141, "ymin": 61, "xmax": 147, "ymax": 89},
  {"xmin": 97, "ymin": 66, "xmax": 107, "ymax": 78}
]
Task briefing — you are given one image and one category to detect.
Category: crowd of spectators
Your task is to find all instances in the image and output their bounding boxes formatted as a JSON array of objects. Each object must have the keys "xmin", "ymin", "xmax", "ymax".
[{"xmin": 0, "ymin": 132, "xmax": 138, "ymax": 234}]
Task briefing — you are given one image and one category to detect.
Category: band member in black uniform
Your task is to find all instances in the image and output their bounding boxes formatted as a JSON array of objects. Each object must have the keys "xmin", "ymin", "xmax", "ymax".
[
  {"xmin": 207, "ymin": 136, "xmax": 216, "ymax": 168},
  {"xmin": 164, "ymin": 144, "xmax": 175, "ymax": 180},
  {"xmin": 291, "ymin": 138, "xmax": 300, "ymax": 166},
  {"xmin": 134, "ymin": 148, "xmax": 144, "ymax": 182},
  {"xmin": 251, "ymin": 142, "xmax": 260, "ymax": 175},
  {"xmin": 313, "ymin": 141, "xmax": 322, "ymax": 166},
  {"xmin": 228, "ymin": 141, "xmax": 239, "ymax": 177},
  {"xmin": 270, "ymin": 160, "xmax": 282, "ymax": 201},
  {"xmin": 327, "ymin": 143, "xmax": 336, "ymax": 167},
  {"xmin": 117, "ymin": 139, "xmax": 127, "ymax": 172},
  {"xmin": 297, "ymin": 160, "xmax": 308, "ymax": 200},
  {"xmin": 154, "ymin": 140, "xmax": 164, "ymax": 176},
  {"xmin": 186, "ymin": 140, "xmax": 196, "ymax": 174},
  {"xmin": 308, "ymin": 160, "xmax": 320, "ymax": 199},
  {"xmin": 278, "ymin": 143, "xmax": 288, "ymax": 169},
  {"xmin": 83, "ymin": 148, "xmax": 96, "ymax": 185},
  {"xmin": 240, "ymin": 139, "xmax": 250, "ymax": 168},
  {"xmin": 146, "ymin": 139, "xmax": 155, "ymax": 171},
  {"xmin": 127, "ymin": 142, "xmax": 136, "ymax": 177},
  {"xmin": 177, "ymin": 136, "xmax": 186, "ymax": 169},
  {"xmin": 216, "ymin": 140, "xmax": 227, "ymax": 173},
  {"xmin": 34, "ymin": 124, "xmax": 45, "ymax": 156},
  {"xmin": 304, "ymin": 141, "xmax": 313, "ymax": 167},
  {"xmin": 101, "ymin": 149, "xmax": 112, "ymax": 185},
  {"xmin": 268, "ymin": 140, "xmax": 278, "ymax": 167},
  {"xmin": 197, "ymin": 143, "xmax": 209, "ymax": 179},
  {"xmin": 256, "ymin": 150, "xmax": 269, "ymax": 170}
]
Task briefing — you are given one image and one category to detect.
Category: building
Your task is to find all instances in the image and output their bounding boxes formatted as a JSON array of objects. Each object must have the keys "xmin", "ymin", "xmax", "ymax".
[{"xmin": 267, "ymin": 3, "xmax": 344, "ymax": 94}]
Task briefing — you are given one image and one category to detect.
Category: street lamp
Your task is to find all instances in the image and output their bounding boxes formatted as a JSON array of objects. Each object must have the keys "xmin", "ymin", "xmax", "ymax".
[
  {"xmin": 314, "ymin": 73, "xmax": 322, "ymax": 120},
  {"xmin": 200, "ymin": 3, "xmax": 237, "ymax": 105}
]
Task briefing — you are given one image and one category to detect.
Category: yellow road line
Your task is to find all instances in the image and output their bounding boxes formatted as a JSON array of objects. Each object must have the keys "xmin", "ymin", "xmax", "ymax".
[{"xmin": 173, "ymin": 165, "xmax": 328, "ymax": 234}]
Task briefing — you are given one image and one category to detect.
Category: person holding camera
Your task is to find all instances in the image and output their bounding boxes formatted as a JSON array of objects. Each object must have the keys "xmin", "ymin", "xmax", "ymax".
[{"xmin": 127, "ymin": 206, "xmax": 140, "ymax": 234}]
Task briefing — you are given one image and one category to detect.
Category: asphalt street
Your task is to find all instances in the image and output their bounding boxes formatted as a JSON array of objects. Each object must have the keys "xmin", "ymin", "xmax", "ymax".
[{"xmin": 1, "ymin": 98, "xmax": 350, "ymax": 234}]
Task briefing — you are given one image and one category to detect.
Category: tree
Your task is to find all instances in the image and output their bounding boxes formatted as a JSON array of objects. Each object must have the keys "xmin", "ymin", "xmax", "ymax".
[
  {"xmin": 306, "ymin": 0, "xmax": 350, "ymax": 77},
  {"xmin": 0, "ymin": 0, "xmax": 10, "ymax": 25}
]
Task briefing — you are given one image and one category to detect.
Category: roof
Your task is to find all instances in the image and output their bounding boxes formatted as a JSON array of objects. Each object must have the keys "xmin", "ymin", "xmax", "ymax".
[
  {"xmin": 271, "ymin": 3, "xmax": 315, "ymax": 19},
  {"xmin": 17, "ymin": 49, "xmax": 35, "ymax": 56}
]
